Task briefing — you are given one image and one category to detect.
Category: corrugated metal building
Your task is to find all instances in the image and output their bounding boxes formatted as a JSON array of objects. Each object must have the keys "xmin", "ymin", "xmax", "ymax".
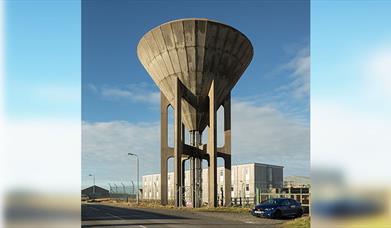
[{"xmin": 81, "ymin": 185, "xmax": 110, "ymax": 199}]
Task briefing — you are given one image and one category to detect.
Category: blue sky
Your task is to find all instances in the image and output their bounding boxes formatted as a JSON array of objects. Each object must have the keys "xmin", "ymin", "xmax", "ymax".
[
  {"xmin": 82, "ymin": 0, "xmax": 309, "ymax": 123},
  {"xmin": 2, "ymin": 0, "xmax": 310, "ymax": 190},
  {"xmin": 3, "ymin": 0, "xmax": 390, "ymax": 193},
  {"xmin": 81, "ymin": 0, "xmax": 310, "ymax": 188}
]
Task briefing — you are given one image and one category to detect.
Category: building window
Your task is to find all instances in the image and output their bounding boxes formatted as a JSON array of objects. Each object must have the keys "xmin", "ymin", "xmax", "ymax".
[
  {"xmin": 268, "ymin": 167, "xmax": 273, "ymax": 182},
  {"xmin": 220, "ymin": 170, "xmax": 224, "ymax": 177},
  {"xmin": 231, "ymin": 186, "xmax": 234, "ymax": 192},
  {"xmin": 245, "ymin": 184, "xmax": 249, "ymax": 191}
]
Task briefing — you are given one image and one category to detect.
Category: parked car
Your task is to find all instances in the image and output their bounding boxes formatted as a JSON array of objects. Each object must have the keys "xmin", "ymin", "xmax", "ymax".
[{"xmin": 251, "ymin": 198, "xmax": 303, "ymax": 219}]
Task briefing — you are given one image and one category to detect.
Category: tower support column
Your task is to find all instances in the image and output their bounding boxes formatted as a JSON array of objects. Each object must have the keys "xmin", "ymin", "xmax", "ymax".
[
  {"xmin": 190, "ymin": 131, "xmax": 202, "ymax": 208},
  {"xmin": 208, "ymin": 80, "xmax": 217, "ymax": 208},
  {"xmin": 160, "ymin": 92, "xmax": 170, "ymax": 206},
  {"xmin": 223, "ymin": 93, "xmax": 232, "ymax": 207},
  {"xmin": 174, "ymin": 79, "xmax": 183, "ymax": 207}
]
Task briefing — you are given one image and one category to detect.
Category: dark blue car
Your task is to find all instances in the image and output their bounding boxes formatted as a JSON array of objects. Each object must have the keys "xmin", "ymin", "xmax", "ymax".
[{"xmin": 251, "ymin": 198, "xmax": 303, "ymax": 219}]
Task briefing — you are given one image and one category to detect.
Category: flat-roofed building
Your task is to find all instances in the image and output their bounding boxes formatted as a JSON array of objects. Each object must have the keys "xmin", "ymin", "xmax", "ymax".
[{"xmin": 142, "ymin": 162, "xmax": 283, "ymax": 205}]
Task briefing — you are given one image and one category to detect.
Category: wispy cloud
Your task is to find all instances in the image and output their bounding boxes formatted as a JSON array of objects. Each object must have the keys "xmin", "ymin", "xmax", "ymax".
[
  {"xmin": 236, "ymin": 44, "xmax": 310, "ymax": 124},
  {"xmin": 88, "ymin": 83, "xmax": 160, "ymax": 104},
  {"xmin": 278, "ymin": 45, "xmax": 310, "ymax": 99}
]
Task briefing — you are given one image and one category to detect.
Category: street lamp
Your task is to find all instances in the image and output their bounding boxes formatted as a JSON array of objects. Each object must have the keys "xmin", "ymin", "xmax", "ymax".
[
  {"xmin": 130, "ymin": 180, "xmax": 135, "ymax": 195},
  {"xmin": 89, "ymin": 174, "xmax": 95, "ymax": 198},
  {"xmin": 128, "ymin": 152, "xmax": 139, "ymax": 205}
]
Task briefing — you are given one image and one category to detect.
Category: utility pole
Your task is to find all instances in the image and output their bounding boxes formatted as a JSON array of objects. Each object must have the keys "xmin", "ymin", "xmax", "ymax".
[
  {"xmin": 128, "ymin": 153, "xmax": 139, "ymax": 205},
  {"xmin": 89, "ymin": 174, "xmax": 95, "ymax": 198}
]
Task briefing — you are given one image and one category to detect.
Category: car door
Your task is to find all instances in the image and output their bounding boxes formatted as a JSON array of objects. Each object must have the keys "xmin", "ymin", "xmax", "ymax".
[
  {"xmin": 288, "ymin": 199, "xmax": 299, "ymax": 215},
  {"xmin": 280, "ymin": 199, "xmax": 292, "ymax": 216}
]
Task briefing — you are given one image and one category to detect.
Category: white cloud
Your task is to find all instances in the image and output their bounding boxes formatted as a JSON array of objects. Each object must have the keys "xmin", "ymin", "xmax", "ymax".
[
  {"xmin": 97, "ymin": 83, "xmax": 160, "ymax": 104},
  {"xmin": 82, "ymin": 101, "xmax": 310, "ymax": 186},
  {"xmin": 278, "ymin": 46, "xmax": 310, "ymax": 99},
  {"xmin": 231, "ymin": 101, "xmax": 310, "ymax": 175},
  {"xmin": 82, "ymin": 121, "xmax": 161, "ymax": 188},
  {"xmin": 87, "ymin": 83, "xmax": 98, "ymax": 93}
]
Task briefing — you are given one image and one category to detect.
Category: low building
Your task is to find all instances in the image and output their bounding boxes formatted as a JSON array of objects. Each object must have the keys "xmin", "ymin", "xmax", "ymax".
[
  {"xmin": 142, "ymin": 162, "xmax": 283, "ymax": 205},
  {"xmin": 82, "ymin": 185, "xmax": 110, "ymax": 199}
]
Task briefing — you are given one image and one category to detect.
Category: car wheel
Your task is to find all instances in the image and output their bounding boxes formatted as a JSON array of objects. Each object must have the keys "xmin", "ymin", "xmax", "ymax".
[
  {"xmin": 272, "ymin": 210, "xmax": 282, "ymax": 219},
  {"xmin": 296, "ymin": 209, "xmax": 303, "ymax": 218}
]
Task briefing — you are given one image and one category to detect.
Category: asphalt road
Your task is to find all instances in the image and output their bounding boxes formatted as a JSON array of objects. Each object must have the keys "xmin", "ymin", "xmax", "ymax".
[{"xmin": 82, "ymin": 203, "xmax": 286, "ymax": 228}]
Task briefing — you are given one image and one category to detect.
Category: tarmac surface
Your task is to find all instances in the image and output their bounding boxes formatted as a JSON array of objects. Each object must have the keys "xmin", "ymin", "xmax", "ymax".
[{"xmin": 82, "ymin": 203, "xmax": 286, "ymax": 228}]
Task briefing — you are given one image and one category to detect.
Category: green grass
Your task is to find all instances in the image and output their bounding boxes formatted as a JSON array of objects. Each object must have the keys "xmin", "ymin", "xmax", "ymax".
[
  {"xmin": 282, "ymin": 217, "xmax": 310, "ymax": 228},
  {"xmin": 105, "ymin": 200, "xmax": 252, "ymax": 214}
]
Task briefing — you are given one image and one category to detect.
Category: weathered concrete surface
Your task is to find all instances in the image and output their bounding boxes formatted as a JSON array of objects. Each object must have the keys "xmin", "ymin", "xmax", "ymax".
[
  {"xmin": 137, "ymin": 18, "xmax": 253, "ymax": 131},
  {"xmin": 160, "ymin": 91, "xmax": 170, "ymax": 206},
  {"xmin": 138, "ymin": 18, "xmax": 253, "ymax": 208}
]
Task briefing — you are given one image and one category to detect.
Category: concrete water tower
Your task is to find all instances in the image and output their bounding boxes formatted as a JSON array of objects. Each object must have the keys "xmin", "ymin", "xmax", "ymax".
[{"xmin": 137, "ymin": 18, "xmax": 253, "ymax": 207}]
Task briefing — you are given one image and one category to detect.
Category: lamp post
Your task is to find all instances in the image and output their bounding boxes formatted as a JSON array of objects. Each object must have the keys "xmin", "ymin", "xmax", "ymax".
[
  {"xmin": 89, "ymin": 174, "xmax": 95, "ymax": 198},
  {"xmin": 128, "ymin": 153, "xmax": 139, "ymax": 205},
  {"xmin": 131, "ymin": 180, "xmax": 135, "ymax": 196}
]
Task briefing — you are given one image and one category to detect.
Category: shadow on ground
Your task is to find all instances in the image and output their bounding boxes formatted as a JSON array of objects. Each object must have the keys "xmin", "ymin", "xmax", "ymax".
[{"xmin": 82, "ymin": 204, "xmax": 189, "ymax": 221}]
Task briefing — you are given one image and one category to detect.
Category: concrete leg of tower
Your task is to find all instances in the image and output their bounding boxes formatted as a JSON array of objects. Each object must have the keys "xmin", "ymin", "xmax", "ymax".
[
  {"xmin": 181, "ymin": 124, "xmax": 186, "ymax": 206},
  {"xmin": 223, "ymin": 93, "xmax": 232, "ymax": 207},
  {"xmin": 160, "ymin": 92, "xmax": 170, "ymax": 206},
  {"xmin": 224, "ymin": 156, "xmax": 231, "ymax": 206},
  {"xmin": 174, "ymin": 79, "xmax": 183, "ymax": 207},
  {"xmin": 190, "ymin": 156, "xmax": 195, "ymax": 207},
  {"xmin": 208, "ymin": 80, "xmax": 217, "ymax": 208},
  {"xmin": 181, "ymin": 157, "xmax": 187, "ymax": 206},
  {"xmin": 189, "ymin": 131, "xmax": 202, "ymax": 208},
  {"xmin": 195, "ymin": 157, "xmax": 202, "ymax": 207},
  {"xmin": 160, "ymin": 154, "xmax": 169, "ymax": 205}
]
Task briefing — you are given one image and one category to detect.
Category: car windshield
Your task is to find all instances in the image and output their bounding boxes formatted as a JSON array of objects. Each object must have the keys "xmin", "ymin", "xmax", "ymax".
[{"xmin": 263, "ymin": 199, "xmax": 278, "ymax": 205}]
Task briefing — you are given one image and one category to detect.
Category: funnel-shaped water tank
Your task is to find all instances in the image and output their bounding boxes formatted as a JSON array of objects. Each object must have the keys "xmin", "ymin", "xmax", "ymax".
[{"xmin": 137, "ymin": 18, "xmax": 253, "ymax": 131}]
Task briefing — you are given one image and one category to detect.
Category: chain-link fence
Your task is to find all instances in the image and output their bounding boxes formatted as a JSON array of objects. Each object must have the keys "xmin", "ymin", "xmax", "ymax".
[{"xmin": 108, "ymin": 183, "xmax": 137, "ymax": 202}]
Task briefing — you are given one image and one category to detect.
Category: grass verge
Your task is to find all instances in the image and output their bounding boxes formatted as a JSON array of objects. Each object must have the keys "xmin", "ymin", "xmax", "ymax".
[
  {"xmin": 101, "ymin": 200, "xmax": 252, "ymax": 214},
  {"xmin": 282, "ymin": 216, "xmax": 310, "ymax": 228}
]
